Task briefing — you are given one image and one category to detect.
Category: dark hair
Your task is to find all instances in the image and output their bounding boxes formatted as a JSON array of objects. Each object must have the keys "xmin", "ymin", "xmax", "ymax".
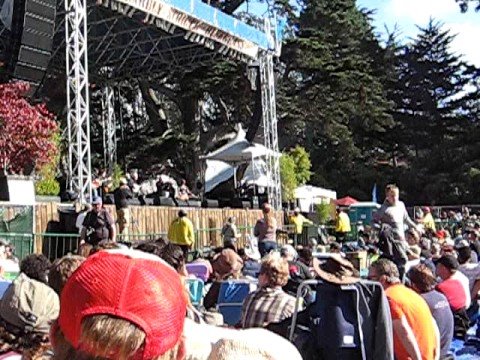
[
  {"xmin": 49, "ymin": 255, "xmax": 85, "ymax": 295},
  {"xmin": 135, "ymin": 241, "xmax": 185, "ymax": 273},
  {"xmin": 89, "ymin": 240, "xmax": 122, "ymax": 256},
  {"xmin": 457, "ymin": 246, "xmax": 471, "ymax": 265},
  {"xmin": 298, "ymin": 248, "xmax": 313, "ymax": 265},
  {"xmin": 407, "ymin": 264, "xmax": 436, "ymax": 293},
  {"xmin": 20, "ymin": 254, "xmax": 51, "ymax": 284},
  {"xmin": 134, "ymin": 238, "xmax": 169, "ymax": 257}
]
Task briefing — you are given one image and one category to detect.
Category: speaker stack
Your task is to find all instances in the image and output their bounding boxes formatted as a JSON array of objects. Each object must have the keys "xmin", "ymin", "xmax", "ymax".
[{"xmin": 9, "ymin": 0, "xmax": 56, "ymax": 95}]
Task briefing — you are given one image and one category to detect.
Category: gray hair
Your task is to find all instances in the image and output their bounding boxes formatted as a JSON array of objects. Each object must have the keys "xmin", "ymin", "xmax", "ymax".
[{"xmin": 370, "ymin": 258, "xmax": 401, "ymax": 284}]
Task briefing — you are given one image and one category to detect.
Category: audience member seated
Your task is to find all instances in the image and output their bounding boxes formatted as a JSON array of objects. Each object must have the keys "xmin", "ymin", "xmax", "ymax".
[
  {"xmin": 48, "ymin": 255, "xmax": 85, "ymax": 295},
  {"xmin": 406, "ymin": 228, "xmax": 421, "ymax": 261},
  {"xmin": 0, "ymin": 271, "xmax": 59, "ymax": 358},
  {"xmin": 369, "ymin": 259, "xmax": 439, "ymax": 360},
  {"xmin": 457, "ymin": 243, "xmax": 480, "ymax": 321},
  {"xmin": 407, "ymin": 264, "xmax": 454, "ymax": 359},
  {"xmin": 0, "ymin": 264, "xmax": 10, "ymax": 299},
  {"xmin": 203, "ymin": 249, "xmax": 244, "ymax": 310},
  {"xmin": 240, "ymin": 252, "xmax": 296, "ymax": 328},
  {"xmin": 51, "ymin": 249, "xmax": 187, "ymax": 360},
  {"xmin": 280, "ymin": 245, "xmax": 313, "ymax": 299},
  {"xmin": 435, "ymin": 255, "xmax": 470, "ymax": 339},
  {"xmin": 19, "ymin": 254, "xmax": 51, "ymax": 285},
  {"xmin": 190, "ymin": 250, "xmax": 213, "ymax": 280},
  {"xmin": 238, "ymin": 248, "xmax": 261, "ymax": 279}
]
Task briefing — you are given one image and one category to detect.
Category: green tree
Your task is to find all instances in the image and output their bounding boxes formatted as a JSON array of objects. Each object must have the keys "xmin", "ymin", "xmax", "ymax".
[
  {"xmin": 278, "ymin": 0, "xmax": 394, "ymax": 196},
  {"xmin": 288, "ymin": 145, "xmax": 312, "ymax": 185},
  {"xmin": 280, "ymin": 153, "xmax": 298, "ymax": 202}
]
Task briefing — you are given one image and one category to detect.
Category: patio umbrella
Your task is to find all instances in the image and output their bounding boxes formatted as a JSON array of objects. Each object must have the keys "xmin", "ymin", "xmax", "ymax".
[{"xmin": 335, "ymin": 196, "xmax": 358, "ymax": 206}]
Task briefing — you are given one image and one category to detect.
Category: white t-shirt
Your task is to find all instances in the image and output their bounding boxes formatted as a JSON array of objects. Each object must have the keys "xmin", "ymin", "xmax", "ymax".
[
  {"xmin": 459, "ymin": 263, "xmax": 480, "ymax": 292},
  {"xmin": 0, "ymin": 351, "xmax": 21, "ymax": 360}
]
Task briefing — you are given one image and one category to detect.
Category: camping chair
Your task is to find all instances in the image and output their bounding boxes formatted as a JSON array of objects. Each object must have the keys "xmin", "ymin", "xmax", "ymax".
[
  {"xmin": 289, "ymin": 279, "xmax": 389, "ymax": 360},
  {"xmin": 216, "ymin": 279, "xmax": 257, "ymax": 326},
  {"xmin": 186, "ymin": 278, "xmax": 205, "ymax": 307}
]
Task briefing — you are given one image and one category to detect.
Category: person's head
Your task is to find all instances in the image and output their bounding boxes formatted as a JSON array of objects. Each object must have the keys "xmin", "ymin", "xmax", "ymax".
[
  {"xmin": 0, "ymin": 239, "xmax": 7, "ymax": 260},
  {"xmin": 406, "ymin": 228, "xmax": 420, "ymax": 246},
  {"xmin": 330, "ymin": 242, "xmax": 342, "ymax": 253},
  {"xmin": 211, "ymin": 249, "xmax": 244, "ymax": 280},
  {"xmin": 407, "ymin": 264, "xmax": 436, "ymax": 294},
  {"xmin": 280, "ymin": 244, "xmax": 297, "ymax": 261},
  {"xmin": 457, "ymin": 244, "xmax": 472, "ymax": 265},
  {"xmin": 385, "ymin": 184, "xmax": 399, "ymax": 205},
  {"xmin": 0, "ymin": 273, "xmax": 59, "ymax": 357},
  {"xmin": 52, "ymin": 249, "xmax": 187, "ymax": 360},
  {"xmin": 158, "ymin": 243, "xmax": 187, "ymax": 276},
  {"xmin": 20, "ymin": 254, "xmax": 51, "ymax": 285},
  {"xmin": 134, "ymin": 238, "xmax": 170, "ymax": 258},
  {"xmin": 431, "ymin": 242, "xmax": 441, "ymax": 256},
  {"xmin": 262, "ymin": 203, "xmax": 272, "ymax": 216},
  {"xmin": 49, "ymin": 255, "xmax": 85, "ymax": 295},
  {"xmin": 119, "ymin": 177, "xmax": 128, "ymax": 187},
  {"xmin": 258, "ymin": 252, "xmax": 289, "ymax": 288},
  {"xmin": 89, "ymin": 240, "xmax": 123, "ymax": 256},
  {"xmin": 226, "ymin": 216, "xmax": 235, "ymax": 224},
  {"xmin": 91, "ymin": 196, "xmax": 103, "ymax": 212},
  {"xmin": 435, "ymin": 255, "xmax": 459, "ymax": 280},
  {"xmin": 293, "ymin": 207, "xmax": 300, "ymax": 216},
  {"xmin": 130, "ymin": 170, "xmax": 139, "ymax": 181},
  {"xmin": 368, "ymin": 259, "xmax": 401, "ymax": 289},
  {"xmin": 298, "ymin": 248, "xmax": 313, "ymax": 266},
  {"xmin": 178, "ymin": 209, "xmax": 187, "ymax": 218}
]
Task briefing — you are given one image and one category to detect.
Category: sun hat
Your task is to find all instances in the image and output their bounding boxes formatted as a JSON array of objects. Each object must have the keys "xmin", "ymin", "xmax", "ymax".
[
  {"xmin": 211, "ymin": 249, "xmax": 244, "ymax": 279},
  {"xmin": 312, "ymin": 254, "xmax": 359, "ymax": 285},
  {"xmin": 58, "ymin": 249, "xmax": 187, "ymax": 359},
  {"xmin": 0, "ymin": 272, "xmax": 59, "ymax": 335}
]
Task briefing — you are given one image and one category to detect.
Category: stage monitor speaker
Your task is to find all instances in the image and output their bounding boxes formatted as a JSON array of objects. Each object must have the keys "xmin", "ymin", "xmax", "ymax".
[
  {"xmin": 232, "ymin": 199, "xmax": 251, "ymax": 209},
  {"xmin": 175, "ymin": 199, "xmax": 188, "ymax": 207},
  {"xmin": 155, "ymin": 196, "xmax": 175, "ymax": 207},
  {"xmin": 9, "ymin": 0, "xmax": 56, "ymax": 95},
  {"xmin": 187, "ymin": 200, "xmax": 201, "ymax": 208},
  {"xmin": 202, "ymin": 199, "xmax": 219, "ymax": 208}
]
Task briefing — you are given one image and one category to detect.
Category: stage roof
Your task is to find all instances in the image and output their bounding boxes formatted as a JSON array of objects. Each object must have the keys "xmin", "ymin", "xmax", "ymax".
[{"xmin": 48, "ymin": 0, "xmax": 276, "ymax": 82}]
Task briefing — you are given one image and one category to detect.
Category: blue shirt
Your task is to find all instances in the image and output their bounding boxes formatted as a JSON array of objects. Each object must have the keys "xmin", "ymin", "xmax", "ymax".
[{"xmin": 0, "ymin": 279, "xmax": 12, "ymax": 299}]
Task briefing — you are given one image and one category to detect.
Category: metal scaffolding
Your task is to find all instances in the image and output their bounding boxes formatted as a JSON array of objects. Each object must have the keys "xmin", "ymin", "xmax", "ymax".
[
  {"xmin": 65, "ymin": 0, "xmax": 92, "ymax": 204},
  {"xmin": 260, "ymin": 52, "xmax": 282, "ymax": 210},
  {"xmin": 102, "ymin": 85, "xmax": 117, "ymax": 174},
  {"xmin": 59, "ymin": 0, "xmax": 282, "ymax": 208}
]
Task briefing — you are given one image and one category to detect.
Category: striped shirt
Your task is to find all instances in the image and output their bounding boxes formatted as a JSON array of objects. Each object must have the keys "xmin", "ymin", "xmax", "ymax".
[{"xmin": 241, "ymin": 287, "xmax": 296, "ymax": 328}]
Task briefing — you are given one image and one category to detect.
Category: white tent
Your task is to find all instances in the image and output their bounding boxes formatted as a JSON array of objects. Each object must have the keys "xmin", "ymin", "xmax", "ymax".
[{"xmin": 294, "ymin": 185, "xmax": 337, "ymax": 212}]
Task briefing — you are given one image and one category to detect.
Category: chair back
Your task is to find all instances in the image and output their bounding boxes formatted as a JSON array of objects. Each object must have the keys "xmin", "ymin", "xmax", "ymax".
[
  {"xmin": 186, "ymin": 263, "xmax": 210, "ymax": 282},
  {"xmin": 186, "ymin": 278, "xmax": 205, "ymax": 306},
  {"xmin": 217, "ymin": 280, "xmax": 257, "ymax": 325}
]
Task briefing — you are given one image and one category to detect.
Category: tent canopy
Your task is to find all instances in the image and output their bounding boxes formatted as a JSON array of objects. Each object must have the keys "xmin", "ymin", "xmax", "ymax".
[{"xmin": 335, "ymin": 196, "xmax": 358, "ymax": 206}]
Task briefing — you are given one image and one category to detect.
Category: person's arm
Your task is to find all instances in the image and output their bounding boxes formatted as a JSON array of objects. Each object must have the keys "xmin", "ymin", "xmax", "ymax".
[
  {"xmin": 403, "ymin": 203, "xmax": 418, "ymax": 230},
  {"xmin": 392, "ymin": 317, "xmax": 422, "ymax": 360},
  {"xmin": 432, "ymin": 318, "xmax": 440, "ymax": 360},
  {"xmin": 471, "ymin": 278, "xmax": 480, "ymax": 301},
  {"xmin": 80, "ymin": 227, "xmax": 87, "ymax": 244},
  {"xmin": 106, "ymin": 211, "xmax": 116, "ymax": 242},
  {"xmin": 187, "ymin": 220, "xmax": 195, "ymax": 247}
]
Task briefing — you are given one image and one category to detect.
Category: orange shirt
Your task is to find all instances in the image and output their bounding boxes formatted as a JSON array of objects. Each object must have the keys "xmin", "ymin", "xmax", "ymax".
[{"xmin": 385, "ymin": 284, "xmax": 437, "ymax": 360}]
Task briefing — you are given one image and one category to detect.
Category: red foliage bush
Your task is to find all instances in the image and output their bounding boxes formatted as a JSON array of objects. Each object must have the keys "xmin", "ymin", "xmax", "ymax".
[{"xmin": 0, "ymin": 82, "xmax": 58, "ymax": 174}]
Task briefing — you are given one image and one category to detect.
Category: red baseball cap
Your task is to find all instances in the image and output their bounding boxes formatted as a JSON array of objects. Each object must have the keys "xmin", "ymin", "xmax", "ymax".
[{"xmin": 58, "ymin": 249, "xmax": 187, "ymax": 359}]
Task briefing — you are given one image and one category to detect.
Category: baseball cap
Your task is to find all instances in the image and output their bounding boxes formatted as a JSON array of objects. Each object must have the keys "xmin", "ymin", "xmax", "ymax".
[
  {"xmin": 436, "ymin": 255, "xmax": 459, "ymax": 271},
  {"xmin": 0, "ymin": 273, "xmax": 59, "ymax": 334},
  {"xmin": 58, "ymin": 249, "xmax": 187, "ymax": 359}
]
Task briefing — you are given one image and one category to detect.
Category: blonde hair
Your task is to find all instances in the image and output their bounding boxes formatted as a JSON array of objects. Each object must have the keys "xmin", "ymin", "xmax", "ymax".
[
  {"xmin": 52, "ymin": 315, "xmax": 180, "ymax": 360},
  {"xmin": 385, "ymin": 184, "xmax": 399, "ymax": 194},
  {"xmin": 260, "ymin": 252, "xmax": 289, "ymax": 287}
]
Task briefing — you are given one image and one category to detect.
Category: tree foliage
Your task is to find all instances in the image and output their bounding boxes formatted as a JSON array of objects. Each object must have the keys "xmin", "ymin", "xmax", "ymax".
[
  {"xmin": 287, "ymin": 145, "xmax": 312, "ymax": 186},
  {"xmin": 279, "ymin": 153, "xmax": 297, "ymax": 202},
  {"xmin": 0, "ymin": 82, "xmax": 58, "ymax": 175}
]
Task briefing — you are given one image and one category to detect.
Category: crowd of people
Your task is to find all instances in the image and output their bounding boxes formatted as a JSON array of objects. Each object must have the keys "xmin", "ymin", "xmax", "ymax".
[{"xmin": 1, "ymin": 184, "xmax": 480, "ymax": 359}]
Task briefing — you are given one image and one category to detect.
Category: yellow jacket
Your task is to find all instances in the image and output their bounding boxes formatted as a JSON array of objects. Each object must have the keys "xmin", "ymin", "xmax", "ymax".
[
  {"xmin": 289, "ymin": 214, "xmax": 313, "ymax": 234},
  {"xmin": 168, "ymin": 217, "xmax": 194, "ymax": 247},
  {"xmin": 423, "ymin": 213, "xmax": 436, "ymax": 232},
  {"xmin": 335, "ymin": 212, "xmax": 351, "ymax": 233}
]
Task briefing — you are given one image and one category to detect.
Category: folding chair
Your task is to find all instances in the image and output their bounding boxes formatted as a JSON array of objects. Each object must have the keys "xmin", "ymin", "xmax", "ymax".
[
  {"xmin": 186, "ymin": 278, "xmax": 205, "ymax": 307},
  {"xmin": 216, "ymin": 279, "xmax": 257, "ymax": 326}
]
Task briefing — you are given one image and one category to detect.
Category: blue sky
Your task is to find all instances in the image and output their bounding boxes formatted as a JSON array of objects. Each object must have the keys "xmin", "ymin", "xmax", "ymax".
[
  {"xmin": 357, "ymin": 0, "xmax": 480, "ymax": 66},
  {"xmin": 238, "ymin": 0, "xmax": 479, "ymax": 66}
]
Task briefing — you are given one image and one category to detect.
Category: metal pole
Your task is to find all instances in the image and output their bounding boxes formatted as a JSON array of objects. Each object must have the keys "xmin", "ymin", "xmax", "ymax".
[{"xmin": 65, "ymin": 0, "xmax": 92, "ymax": 204}]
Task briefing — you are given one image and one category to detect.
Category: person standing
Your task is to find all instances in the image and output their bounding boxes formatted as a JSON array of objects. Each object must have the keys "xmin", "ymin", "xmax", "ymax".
[
  {"xmin": 80, "ymin": 197, "xmax": 116, "ymax": 246},
  {"xmin": 421, "ymin": 207, "xmax": 436, "ymax": 232},
  {"xmin": 254, "ymin": 203, "xmax": 278, "ymax": 257},
  {"xmin": 168, "ymin": 209, "xmax": 195, "ymax": 258},
  {"xmin": 289, "ymin": 207, "xmax": 313, "ymax": 245},
  {"xmin": 368, "ymin": 259, "xmax": 439, "ymax": 360},
  {"xmin": 335, "ymin": 208, "xmax": 351, "ymax": 242},
  {"xmin": 374, "ymin": 184, "xmax": 419, "ymax": 242},
  {"xmin": 113, "ymin": 178, "xmax": 133, "ymax": 236},
  {"xmin": 222, "ymin": 216, "xmax": 240, "ymax": 250}
]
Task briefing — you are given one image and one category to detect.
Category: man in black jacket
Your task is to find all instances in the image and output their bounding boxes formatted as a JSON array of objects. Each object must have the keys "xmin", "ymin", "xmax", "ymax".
[{"xmin": 113, "ymin": 178, "xmax": 133, "ymax": 236}]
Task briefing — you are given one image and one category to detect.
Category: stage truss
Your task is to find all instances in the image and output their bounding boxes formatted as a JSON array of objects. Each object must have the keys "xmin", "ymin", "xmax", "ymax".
[{"xmin": 49, "ymin": 0, "xmax": 282, "ymax": 208}]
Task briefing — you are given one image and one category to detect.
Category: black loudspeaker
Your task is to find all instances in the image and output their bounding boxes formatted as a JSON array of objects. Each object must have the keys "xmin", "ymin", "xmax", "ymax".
[
  {"xmin": 154, "ymin": 196, "xmax": 175, "ymax": 207},
  {"xmin": 232, "ymin": 198, "xmax": 251, "ymax": 209},
  {"xmin": 175, "ymin": 199, "xmax": 188, "ymax": 207},
  {"xmin": 9, "ymin": 0, "xmax": 56, "ymax": 95},
  {"xmin": 143, "ymin": 198, "xmax": 154, "ymax": 206},
  {"xmin": 202, "ymin": 199, "xmax": 219, "ymax": 208},
  {"xmin": 187, "ymin": 200, "xmax": 201, "ymax": 208},
  {"xmin": 128, "ymin": 198, "xmax": 142, "ymax": 206}
]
